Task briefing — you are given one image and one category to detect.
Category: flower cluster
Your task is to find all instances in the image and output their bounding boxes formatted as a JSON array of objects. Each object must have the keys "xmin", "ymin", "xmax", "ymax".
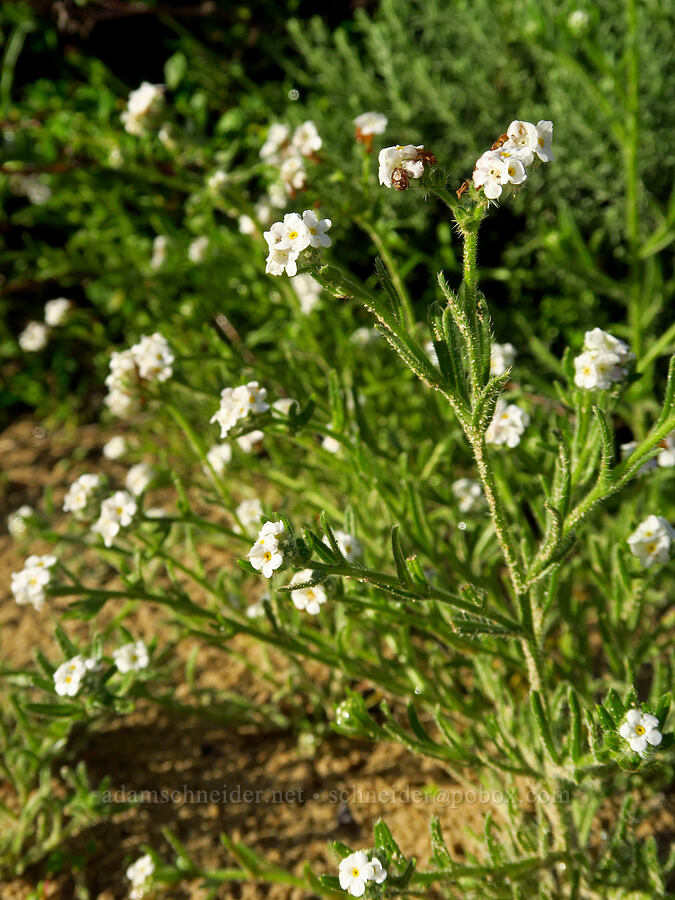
[
  {"xmin": 247, "ymin": 520, "xmax": 285, "ymax": 578},
  {"xmin": 289, "ymin": 570, "xmax": 327, "ymax": 614},
  {"xmin": 490, "ymin": 342, "xmax": 517, "ymax": 376},
  {"xmin": 126, "ymin": 854, "xmax": 155, "ymax": 900},
  {"xmin": 260, "ymin": 120, "xmax": 322, "ymax": 196},
  {"xmin": 452, "ymin": 478, "xmax": 485, "ymax": 513},
  {"xmin": 54, "ymin": 654, "xmax": 99, "ymax": 697},
  {"xmin": 210, "ymin": 381, "xmax": 269, "ymax": 438},
  {"xmin": 18, "ymin": 298, "xmax": 72, "ymax": 352},
  {"xmin": 121, "ymin": 82, "xmax": 165, "ymax": 136},
  {"xmin": 378, "ymin": 144, "xmax": 436, "ymax": 190},
  {"xmin": 339, "ymin": 851, "xmax": 387, "ymax": 897},
  {"xmin": 113, "ymin": 640, "xmax": 149, "ymax": 674},
  {"xmin": 627, "ymin": 515, "xmax": 674, "ymax": 568},
  {"xmin": 264, "ymin": 210, "xmax": 332, "ymax": 277},
  {"xmin": 473, "ymin": 120, "xmax": 553, "ymax": 200},
  {"xmin": 573, "ymin": 328, "xmax": 634, "ymax": 390},
  {"xmin": 63, "ymin": 473, "xmax": 104, "ymax": 517},
  {"xmin": 104, "ymin": 333, "xmax": 174, "ymax": 417},
  {"xmin": 92, "ymin": 490, "xmax": 137, "ymax": 547},
  {"xmin": 485, "ymin": 399, "xmax": 530, "ymax": 448},
  {"xmin": 11, "ymin": 554, "xmax": 57, "ymax": 612},
  {"xmin": 619, "ymin": 709, "xmax": 662, "ymax": 756}
]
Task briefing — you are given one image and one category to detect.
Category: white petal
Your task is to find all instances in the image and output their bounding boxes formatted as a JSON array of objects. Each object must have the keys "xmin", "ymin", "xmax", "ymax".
[
  {"xmin": 625, "ymin": 709, "xmax": 642, "ymax": 725},
  {"xmin": 646, "ymin": 729, "xmax": 662, "ymax": 746},
  {"xmin": 629, "ymin": 735, "xmax": 647, "ymax": 753},
  {"xmin": 641, "ymin": 713, "xmax": 659, "ymax": 730}
]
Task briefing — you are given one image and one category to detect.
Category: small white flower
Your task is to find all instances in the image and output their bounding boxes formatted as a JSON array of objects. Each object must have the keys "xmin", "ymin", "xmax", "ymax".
[
  {"xmin": 619, "ymin": 709, "xmax": 662, "ymax": 755},
  {"xmin": 302, "ymin": 209, "xmax": 332, "ymax": 248},
  {"xmin": 11, "ymin": 565, "xmax": 52, "ymax": 611},
  {"xmin": 658, "ymin": 430, "xmax": 675, "ymax": 468},
  {"xmin": 151, "ymin": 235, "xmax": 169, "ymax": 269},
  {"xmin": 473, "ymin": 151, "xmax": 510, "ymax": 200},
  {"xmin": 235, "ymin": 498, "xmax": 263, "ymax": 533},
  {"xmin": 280, "ymin": 212, "xmax": 311, "ymax": 254},
  {"xmin": 9, "ymin": 173, "xmax": 51, "ymax": 204},
  {"xmin": 289, "ymin": 570, "xmax": 327, "ymax": 615},
  {"xmin": 105, "ymin": 389, "xmax": 138, "ymax": 418},
  {"xmin": 534, "ymin": 120, "xmax": 554, "ymax": 163},
  {"xmin": 627, "ymin": 515, "xmax": 675, "ymax": 568},
  {"xmin": 353, "ymin": 112, "xmax": 388, "ymax": 137},
  {"xmin": 568, "ymin": 10, "xmax": 589, "ymax": 33},
  {"xmin": 378, "ymin": 144, "xmax": 425, "ymax": 189},
  {"xmin": 260, "ymin": 123, "xmax": 290, "ymax": 161},
  {"xmin": 121, "ymin": 82, "xmax": 164, "ymax": 135},
  {"xmin": 207, "ymin": 169, "xmax": 228, "ymax": 191},
  {"xmin": 211, "ymin": 382, "xmax": 269, "ymax": 438},
  {"xmin": 273, "ymin": 397, "xmax": 299, "ymax": 416},
  {"xmin": 54, "ymin": 655, "xmax": 90, "ymax": 697},
  {"xmin": 247, "ymin": 520, "xmax": 285, "ymax": 578},
  {"xmin": 573, "ymin": 350, "xmax": 617, "ymax": 390},
  {"xmin": 485, "ymin": 399, "xmax": 530, "ymax": 448},
  {"xmin": 264, "ymin": 221, "xmax": 301, "ymax": 277},
  {"xmin": 92, "ymin": 491, "xmax": 137, "ymax": 547},
  {"xmin": 583, "ymin": 327, "xmax": 633, "ymax": 366},
  {"xmin": 44, "ymin": 298, "xmax": 71, "ymax": 326},
  {"xmin": 236, "ymin": 430, "xmax": 264, "ymax": 453},
  {"xmin": 322, "ymin": 435, "xmax": 341, "ymax": 454},
  {"xmin": 338, "ymin": 851, "xmax": 384, "ymax": 898},
  {"xmin": 103, "ymin": 436, "xmax": 127, "ymax": 460},
  {"xmin": 239, "ymin": 214, "xmax": 256, "ymax": 235},
  {"xmin": 333, "ymin": 530, "xmax": 362, "ymax": 561},
  {"xmin": 188, "ymin": 235, "xmax": 209, "ymax": 263},
  {"xmin": 125, "ymin": 462, "xmax": 156, "ymax": 496},
  {"xmin": 7, "ymin": 505, "xmax": 34, "ymax": 538},
  {"xmin": 63, "ymin": 473, "xmax": 103, "ymax": 514},
  {"xmin": 131, "ymin": 332, "xmax": 174, "ymax": 382},
  {"xmin": 452, "ymin": 478, "xmax": 484, "ymax": 513},
  {"xmin": 206, "ymin": 443, "xmax": 232, "ymax": 475},
  {"xmin": 280, "ymin": 153, "xmax": 307, "ymax": 192},
  {"xmin": 505, "ymin": 120, "xmax": 539, "ymax": 166},
  {"xmin": 292, "ymin": 120, "xmax": 322, "ymax": 156},
  {"xmin": 19, "ymin": 321, "xmax": 50, "ymax": 352},
  {"xmin": 490, "ymin": 342, "xmax": 517, "ymax": 376},
  {"xmin": 126, "ymin": 853, "xmax": 155, "ymax": 899},
  {"xmin": 113, "ymin": 640, "xmax": 149, "ymax": 674}
]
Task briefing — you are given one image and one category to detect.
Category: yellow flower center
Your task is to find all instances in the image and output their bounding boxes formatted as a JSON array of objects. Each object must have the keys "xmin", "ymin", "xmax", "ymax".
[
  {"xmin": 538, "ymin": 137, "xmax": 545, "ymax": 147},
  {"xmin": 264, "ymin": 552, "xmax": 272, "ymax": 562},
  {"xmin": 288, "ymin": 230, "xmax": 298, "ymax": 240},
  {"xmin": 635, "ymin": 724, "xmax": 645, "ymax": 735},
  {"xmin": 352, "ymin": 867, "xmax": 360, "ymax": 878},
  {"xmin": 645, "ymin": 542, "xmax": 657, "ymax": 554}
]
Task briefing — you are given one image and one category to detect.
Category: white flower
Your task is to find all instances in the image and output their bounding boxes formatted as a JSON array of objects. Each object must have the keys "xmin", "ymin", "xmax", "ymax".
[
  {"xmin": 236, "ymin": 430, "xmax": 264, "ymax": 453},
  {"xmin": 289, "ymin": 570, "xmax": 327, "ymax": 615},
  {"xmin": 302, "ymin": 209, "xmax": 332, "ymax": 248},
  {"xmin": 568, "ymin": 10, "xmax": 589, "ymax": 33},
  {"xmin": 268, "ymin": 182, "xmax": 288, "ymax": 208},
  {"xmin": 54, "ymin": 655, "xmax": 90, "ymax": 697},
  {"xmin": 44, "ymin": 298, "xmax": 71, "ymax": 326},
  {"xmin": 247, "ymin": 521, "xmax": 285, "ymax": 578},
  {"xmin": 103, "ymin": 436, "xmax": 127, "ymax": 460},
  {"xmin": 126, "ymin": 854, "xmax": 155, "ymax": 899},
  {"xmin": 238, "ymin": 214, "xmax": 256, "ymax": 235},
  {"xmin": 92, "ymin": 491, "xmax": 137, "ymax": 547},
  {"xmin": 534, "ymin": 120, "xmax": 554, "ymax": 163},
  {"xmin": 125, "ymin": 462, "xmax": 156, "ymax": 496},
  {"xmin": 322, "ymin": 435, "xmax": 341, "ymax": 454},
  {"xmin": 658, "ymin": 431, "xmax": 675, "ymax": 468},
  {"xmin": 583, "ymin": 328, "xmax": 633, "ymax": 366},
  {"xmin": 151, "ymin": 235, "xmax": 169, "ymax": 269},
  {"xmin": 452, "ymin": 478, "xmax": 484, "ymax": 513},
  {"xmin": 113, "ymin": 640, "xmax": 149, "ymax": 674},
  {"xmin": 11, "ymin": 564, "xmax": 52, "ymax": 611},
  {"xmin": 264, "ymin": 221, "xmax": 301, "ymax": 277},
  {"xmin": 619, "ymin": 709, "xmax": 662, "ymax": 755},
  {"xmin": 279, "ymin": 212, "xmax": 311, "ymax": 254},
  {"xmin": 573, "ymin": 330, "xmax": 633, "ymax": 391},
  {"xmin": 620, "ymin": 441, "xmax": 657, "ymax": 476},
  {"xmin": 485, "ymin": 399, "xmax": 530, "ymax": 448},
  {"xmin": 333, "ymin": 530, "xmax": 362, "ymax": 561},
  {"xmin": 505, "ymin": 120, "xmax": 539, "ymax": 166},
  {"xmin": 131, "ymin": 332, "xmax": 174, "ymax": 382},
  {"xmin": 9, "ymin": 173, "xmax": 51, "ymax": 204},
  {"xmin": 206, "ymin": 443, "xmax": 232, "ymax": 475},
  {"xmin": 188, "ymin": 235, "xmax": 209, "ymax": 263},
  {"xmin": 121, "ymin": 82, "xmax": 164, "ymax": 135},
  {"xmin": 627, "ymin": 515, "xmax": 675, "ymax": 568},
  {"xmin": 235, "ymin": 498, "xmax": 263, "ymax": 533},
  {"xmin": 63, "ymin": 473, "xmax": 103, "ymax": 514},
  {"xmin": 273, "ymin": 398, "xmax": 299, "ymax": 416},
  {"xmin": 210, "ymin": 382, "xmax": 269, "ymax": 438},
  {"xmin": 338, "ymin": 851, "xmax": 386, "ymax": 897},
  {"xmin": 472, "ymin": 151, "xmax": 510, "ymax": 200},
  {"xmin": 354, "ymin": 112, "xmax": 388, "ymax": 137},
  {"xmin": 378, "ymin": 144, "xmax": 425, "ymax": 188},
  {"xmin": 105, "ymin": 389, "xmax": 138, "ymax": 418},
  {"xmin": 207, "ymin": 169, "xmax": 228, "ymax": 191},
  {"xmin": 19, "ymin": 321, "xmax": 50, "ymax": 352},
  {"xmin": 353, "ymin": 327, "xmax": 381, "ymax": 348},
  {"xmin": 260, "ymin": 123, "xmax": 290, "ymax": 161},
  {"xmin": 280, "ymin": 154, "xmax": 307, "ymax": 192},
  {"xmin": 8, "ymin": 505, "xmax": 34, "ymax": 538},
  {"xmin": 292, "ymin": 120, "xmax": 322, "ymax": 156},
  {"xmin": 490, "ymin": 342, "xmax": 517, "ymax": 376}
]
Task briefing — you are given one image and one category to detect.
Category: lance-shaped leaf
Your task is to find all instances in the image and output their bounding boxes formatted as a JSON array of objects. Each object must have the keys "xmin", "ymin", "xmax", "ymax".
[
  {"xmin": 472, "ymin": 372, "xmax": 511, "ymax": 432},
  {"xmin": 375, "ymin": 255, "xmax": 405, "ymax": 323},
  {"xmin": 656, "ymin": 355, "xmax": 675, "ymax": 427},
  {"xmin": 530, "ymin": 691, "xmax": 562, "ymax": 765},
  {"xmin": 593, "ymin": 405, "xmax": 615, "ymax": 483},
  {"xmin": 391, "ymin": 525, "xmax": 413, "ymax": 587}
]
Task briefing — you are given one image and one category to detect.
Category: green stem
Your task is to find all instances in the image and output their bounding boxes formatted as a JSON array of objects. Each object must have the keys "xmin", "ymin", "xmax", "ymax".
[{"xmin": 354, "ymin": 216, "xmax": 415, "ymax": 327}]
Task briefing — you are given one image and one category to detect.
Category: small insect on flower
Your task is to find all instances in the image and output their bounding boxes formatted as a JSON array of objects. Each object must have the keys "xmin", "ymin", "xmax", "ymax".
[
  {"xmin": 378, "ymin": 144, "xmax": 436, "ymax": 190},
  {"xmin": 619, "ymin": 709, "xmax": 662, "ymax": 755}
]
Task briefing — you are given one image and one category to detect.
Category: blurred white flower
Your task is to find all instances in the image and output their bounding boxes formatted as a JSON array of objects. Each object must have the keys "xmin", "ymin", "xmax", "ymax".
[
  {"xmin": 627, "ymin": 515, "xmax": 674, "ymax": 568},
  {"xmin": 126, "ymin": 854, "xmax": 155, "ymax": 900},
  {"xmin": 620, "ymin": 441, "xmax": 657, "ymax": 475},
  {"xmin": 121, "ymin": 82, "xmax": 164, "ymax": 135},
  {"xmin": 568, "ymin": 10, "xmax": 590, "ymax": 33},
  {"xmin": 206, "ymin": 443, "xmax": 232, "ymax": 475},
  {"xmin": 485, "ymin": 399, "xmax": 530, "ymax": 448},
  {"xmin": 211, "ymin": 382, "xmax": 269, "ymax": 438},
  {"xmin": 188, "ymin": 235, "xmax": 209, "ymax": 263},
  {"xmin": 54, "ymin": 655, "xmax": 94, "ymax": 697},
  {"xmin": 11, "ymin": 555, "xmax": 57, "ymax": 612},
  {"xmin": 7, "ymin": 505, "xmax": 34, "ymax": 538},
  {"xmin": 92, "ymin": 490, "xmax": 137, "ymax": 547},
  {"xmin": 125, "ymin": 462, "xmax": 156, "ymax": 496},
  {"xmin": 103, "ymin": 436, "xmax": 127, "ymax": 460},
  {"xmin": 292, "ymin": 120, "xmax": 322, "ymax": 156},
  {"xmin": 289, "ymin": 570, "xmax": 327, "ymax": 614},
  {"xmin": 619, "ymin": 709, "xmax": 662, "ymax": 755},
  {"xmin": 354, "ymin": 111, "xmax": 388, "ymax": 137},
  {"xmin": 280, "ymin": 153, "xmax": 307, "ymax": 192},
  {"xmin": 273, "ymin": 397, "xmax": 298, "ymax": 416},
  {"xmin": 235, "ymin": 498, "xmax": 263, "ymax": 533},
  {"xmin": 113, "ymin": 640, "xmax": 149, "ymax": 674},
  {"xmin": 322, "ymin": 435, "xmax": 341, "ymax": 454},
  {"xmin": 44, "ymin": 298, "xmax": 72, "ymax": 326},
  {"xmin": 247, "ymin": 520, "xmax": 285, "ymax": 577},
  {"xmin": 19, "ymin": 321, "xmax": 50, "ymax": 352},
  {"xmin": 490, "ymin": 342, "xmax": 517, "ymax": 376},
  {"xmin": 573, "ymin": 329, "xmax": 633, "ymax": 390},
  {"xmin": 130, "ymin": 332, "xmax": 174, "ymax": 382},
  {"xmin": 236, "ymin": 430, "xmax": 264, "ymax": 453},
  {"xmin": 207, "ymin": 169, "xmax": 228, "ymax": 191},
  {"xmin": 260, "ymin": 123, "xmax": 290, "ymax": 161},
  {"xmin": 63, "ymin": 473, "xmax": 103, "ymax": 514},
  {"xmin": 151, "ymin": 235, "xmax": 169, "ymax": 269},
  {"xmin": 334, "ymin": 530, "xmax": 362, "ymax": 561},
  {"xmin": 452, "ymin": 478, "xmax": 484, "ymax": 513},
  {"xmin": 658, "ymin": 430, "xmax": 675, "ymax": 468}
]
